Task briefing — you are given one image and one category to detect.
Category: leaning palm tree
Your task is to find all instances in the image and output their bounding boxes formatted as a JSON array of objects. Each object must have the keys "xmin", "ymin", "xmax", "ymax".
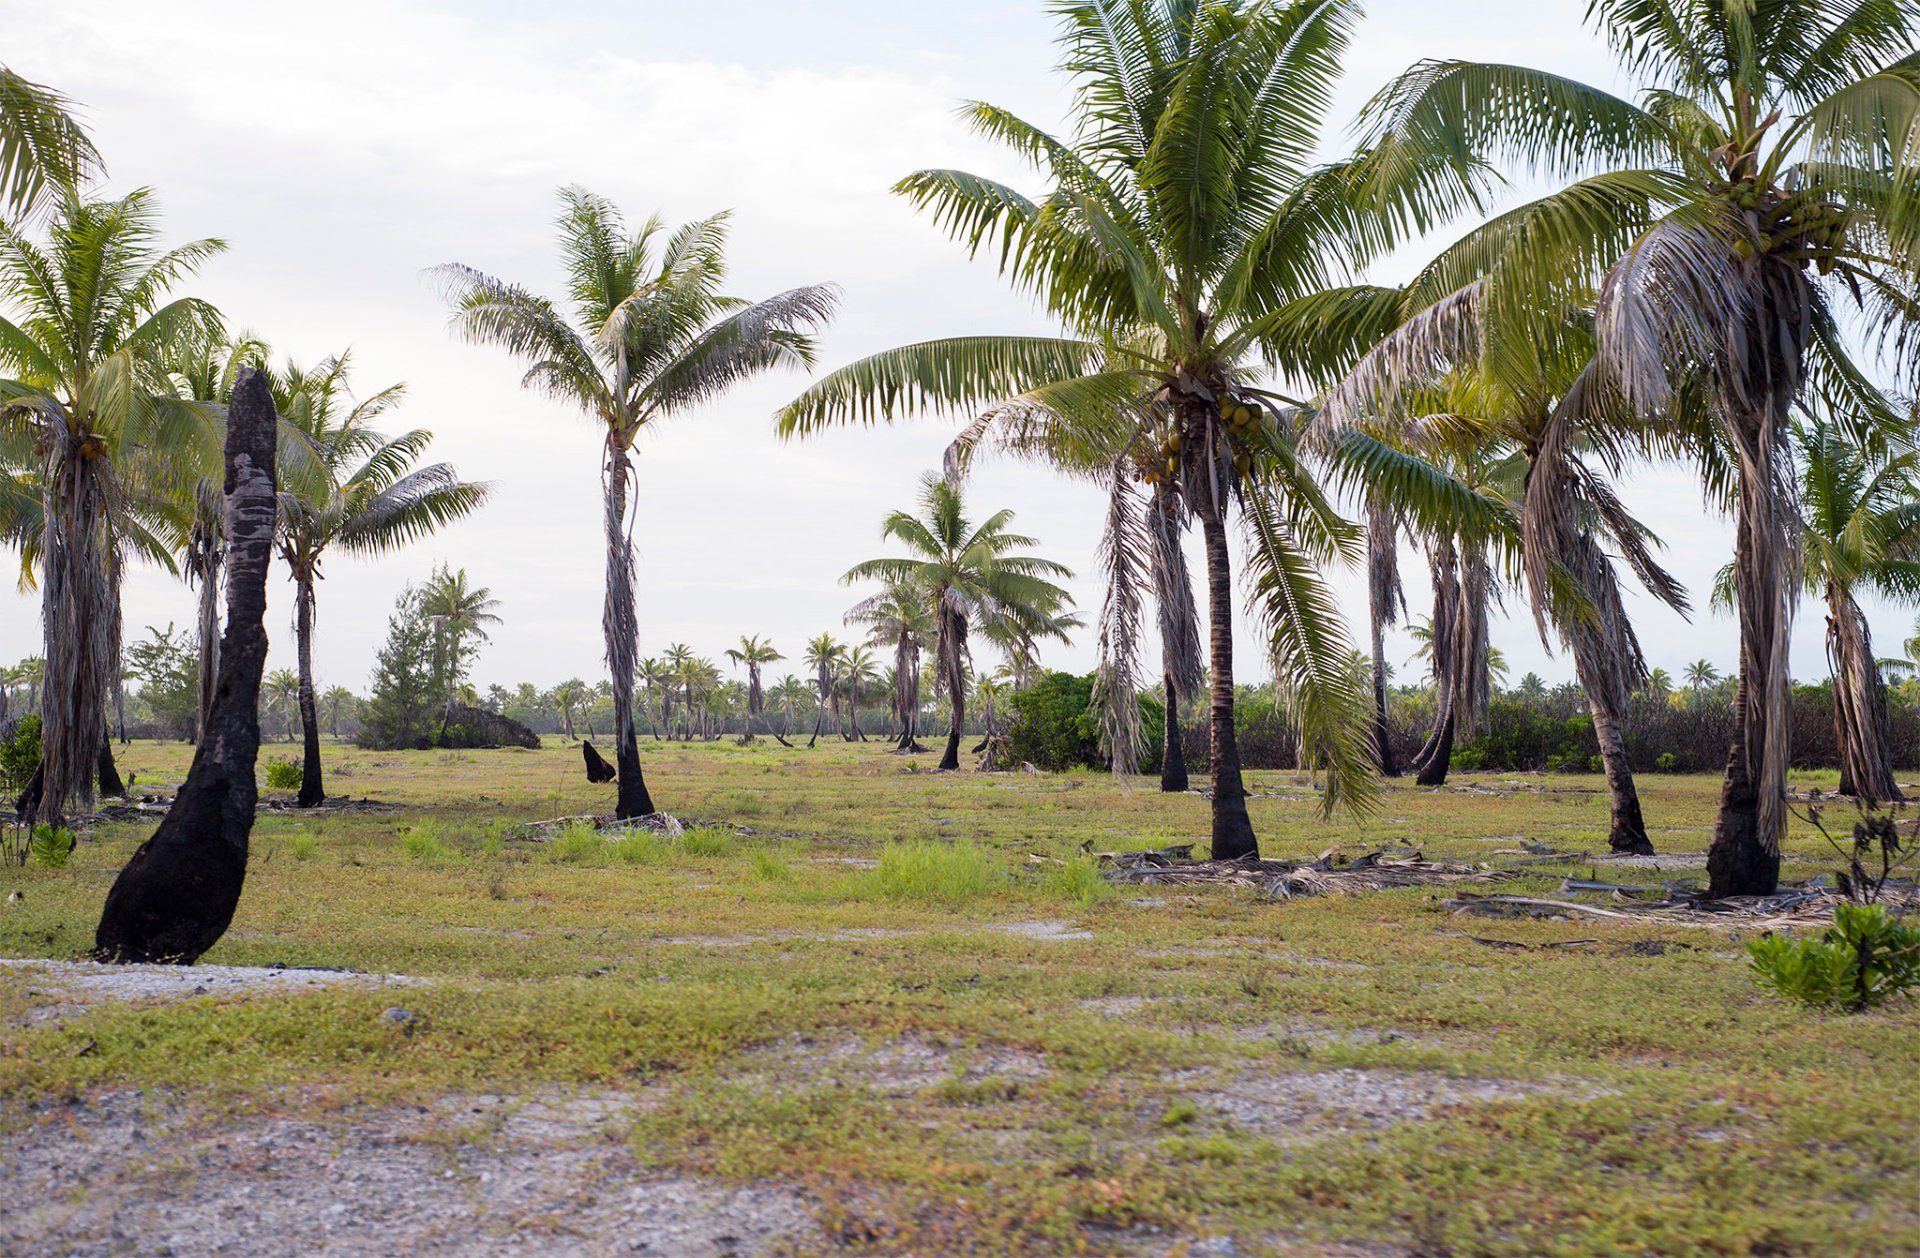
[
  {"xmin": 0, "ymin": 188, "xmax": 224, "ymax": 822},
  {"xmin": 724, "ymin": 634, "xmax": 784, "ymax": 743},
  {"xmin": 439, "ymin": 187, "xmax": 836, "ymax": 817},
  {"xmin": 846, "ymin": 580, "xmax": 935, "ymax": 752},
  {"xmin": 422, "ymin": 565, "xmax": 502, "ymax": 740},
  {"xmin": 1362, "ymin": 0, "xmax": 1920, "ymax": 894},
  {"xmin": 1786, "ymin": 417, "xmax": 1920, "ymax": 802},
  {"xmin": 274, "ymin": 354, "xmax": 490, "ymax": 806},
  {"xmin": 780, "ymin": 0, "xmax": 1390, "ymax": 853},
  {"xmin": 844, "ymin": 474, "xmax": 1073, "ymax": 771},
  {"xmin": 802, "ymin": 633, "xmax": 843, "ymax": 747},
  {"xmin": 0, "ymin": 64, "xmax": 101, "ymax": 221}
]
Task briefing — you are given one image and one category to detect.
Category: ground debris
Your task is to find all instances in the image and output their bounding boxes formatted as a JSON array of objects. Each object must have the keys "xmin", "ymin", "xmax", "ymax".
[
  {"xmin": 509, "ymin": 812, "xmax": 687, "ymax": 841},
  {"xmin": 1443, "ymin": 881, "xmax": 1920, "ymax": 930},
  {"xmin": 1099, "ymin": 847, "xmax": 1514, "ymax": 898}
]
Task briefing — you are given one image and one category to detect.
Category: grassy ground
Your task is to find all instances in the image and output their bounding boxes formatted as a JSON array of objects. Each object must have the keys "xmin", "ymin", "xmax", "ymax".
[{"xmin": 1, "ymin": 738, "xmax": 1915, "ymax": 1256}]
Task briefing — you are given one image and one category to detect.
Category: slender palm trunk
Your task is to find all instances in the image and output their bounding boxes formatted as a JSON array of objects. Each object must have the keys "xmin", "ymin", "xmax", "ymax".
[
  {"xmin": 294, "ymin": 571, "xmax": 325, "ymax": 808},
  {"xmin": 1198, "ymin": 510, "xmax": 1255, "ymax": 859},
  {"xmin": 604, "ymin": 438, "xmax": 654, "ymax": 818},
  {"xmin": 1160, "ymin": 672, "xmax": 1189, "ymax": 792},
  {"xmin": 1369, "ymin": 614, "xmax": 1397, "ymax": 778},
  {"xmin": 1413, "ymin": 546, "xmax": 1459, "ymax": 787},
  {"xmin": 1827, "ymin": 583, "xmax": 1901, "ymax": 805},
  {"xmin": 192, "ymin": 527, "xmax": 222, "ymax": 746},
  {"xmin": 937, "ymin": 603, "xmax": 967, "ymax": 772}
]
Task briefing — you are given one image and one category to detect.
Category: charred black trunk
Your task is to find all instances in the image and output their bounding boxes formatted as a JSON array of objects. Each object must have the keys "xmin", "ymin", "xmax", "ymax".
[
  {"xmin": 94, "ymin": 367, "xmax": 278, "ymax": 965},
  {"xmin": 97, "ymin": 730, "xmax": 124, "ymax": 799},
  {"xmin": 582, "ymin": 740, "xmax": 617, "ymax": 783},
  {"xmin": 1160, "ymin": 673, "xmax": 1189, "ymax": 793}
]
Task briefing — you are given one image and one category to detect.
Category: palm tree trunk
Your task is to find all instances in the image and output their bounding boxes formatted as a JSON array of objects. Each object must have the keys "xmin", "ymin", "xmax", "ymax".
[
  {"xmin": 1412, "ymin": 546, "xmax": 1459, "ymax": 786},
  {"xmin": 1160, "ymin": 672, "xmax": 1189, "ymax": 792},
  {"xmin": 192, "ymin": 529, "xmax": 221, "ymax": 746},
  {"xmin": 1827, "ymin": 583, "xmax": 1902, "ymax": 805},
  {"xmin": 97, "ymin": 729, "xmax": 124, "ymax": 798},
  {"xmin": 1198, "ymin": 510, "xmax": 1255, "ymax": 859},
  {"xmin": 1588, "ymin": 697, "xmax": 1650, "ymax": 854},
  {"xmin": 294, "ymin": 572, "xmax": 325, "ymax": 808},
  {"xmin": 95, "ymin": 367, "xmax": 277, "ymax": 964},
  {"xmin": 38, "ymin": 440, "xmax": 117, "ymax": 825},
  {"xmin": 937, "ymin": 603, "xmax": 966, "ymax": 772},
  {"xmin": 604, "ymin": 438, "xmax": 655, "ymax": 818}
]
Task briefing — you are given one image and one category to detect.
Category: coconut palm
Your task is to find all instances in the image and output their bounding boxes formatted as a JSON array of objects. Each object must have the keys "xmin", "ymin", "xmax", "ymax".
[
  {"xmin": 1361, "ymin": 0, "xmax": 1920, "ymax": 893},
  {"xmin": 846, "ymin": 580, "xmax": 936, "ymax": 752},
  {"xmin": 0, "ymin": 188, "xmax": 225, "ymax": 821},
  {"xmin": 780, "ymin": 0, "xmax": 1392, "ymax": 853},
  {"xmin": 438, "ymin": 187, "xmax": 835, "ymax": 816},
  {"xmin": 321, "ymin": 685, "xmax": 355, "ymax": 739},
  {"xmin": 636, "ymin": 657, "xmax": 671, "ymax": 740},
  {"xmin": 802, "ymin": 633, "xmax": 843, "ymax": 747},
  {"xmin": 1642, "ymin": 668, "xmax": 1675, "ymax": 700},
  {"xmin": 264, "ymin": 668, "xmax": 300, "ymax": 743},
  {"xmin": 422, "ymin": 564, "xmax": 502, "ymax": 739},
  {"xmin": 837, "ymin": 645, "xmax": 880, "ymax": 742},
  {"xmin": 768, "ymin": 674, "xmax": 811, "ymax": 740},
  {"xmin": 1685, "ymin": 659, "xmax": 1723, "ymax": 699},
  {"xmin": 0, "ymin": 65, "xmax": 100, "ymax": 221},
  {"xmin": 724, "ymin": 634, "xmax": 784, "ymax": 743},
  {"xmin": 552, "ymin": 677, "xmax": 588, "ymax": 741},
  {"xmin": 1790, "ymin": 417, "xmax": 1920, "ymax": 801},
  {"xmin": 274, "ymin": 355, "xmax": 489, "ymax": 806},
  {"xmin": 844, "ymin": 474, "xmax": 1073, "ymax": 771}
]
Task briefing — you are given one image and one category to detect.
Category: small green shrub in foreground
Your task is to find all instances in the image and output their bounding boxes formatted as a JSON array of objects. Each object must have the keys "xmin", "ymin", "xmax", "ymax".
[
  {"xmin": 869, "ymin": 840, "xmax": 999, "ymax": 905},
  {"xmin": 263, "ymin": 759, "xmax": 304, "ymax": 790},
  {"xmin": 1748, "ymin": 904, "xmax": 1920, "ymax": 1012},
  {"xmin": 401, "ymin": 823, "xmax": 449, "ymax": 861},
  {"xmin": 681, "ymin": 826, "xmax": 733, "ymax": 858},
  {"xmin": 287, "ymin": 833, "xmax": 319, "ymax": 861},
  {"xmin": 1042, "ymin": 850, "xmax": 1107, "ymax": 908},
  {"xmin": 29, "ymin": 823, "xmax": 76, "ymax": 868}
]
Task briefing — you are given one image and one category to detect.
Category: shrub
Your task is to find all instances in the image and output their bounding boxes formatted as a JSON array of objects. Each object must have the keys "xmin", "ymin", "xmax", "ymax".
[
  {"xmin": 29, "ymin": 823, "xmax": 76, "ymax": 868},
  {"xmin": 869, "ymin": 840, "xmax": 999, "ymax": 905},
  {"xmin": 1003, "ymin": 671, "xmax": 1168, "ymax": 772},
  {"xmin": 550, "ymin": 822, "xmax": 605, "ymax": 863},
  {"xmin": 1656, "ymin": 752, "xmax": 1676, "ymax": 772},
  {"xmin": 0, "ymin": 715, "xmax": 41, "ymax": 797},
  {"xmin": 288, "ymin": 833, "xmax": 319, "ymax": 861},
  {"xmin": 608, "ymin": 831, "xmax": 663, "ymax": 864},
  {"xmin": 401, "ymin": 823, "xmax": 449, "ymax": 861},
  {"xmin": 681, "ymin": 826, "xmax": 733, "ymax": 858},
  {"xmin": 263, "ymin": 759, "xmax": 303, "ymax": 790},
  {"xmin": 1747, "ymin": 904, "xmax": 1920, "ymax": 1012}
]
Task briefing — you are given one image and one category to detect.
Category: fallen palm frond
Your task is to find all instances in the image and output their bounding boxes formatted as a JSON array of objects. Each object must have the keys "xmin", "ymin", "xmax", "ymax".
[
  {"xmin": 1444, "ymin": 882, "xmax": 1920, "ymax": 932},
  {"xmin": 1095, "ymin": 845, "xmax": 1514, "ymax": 898}
]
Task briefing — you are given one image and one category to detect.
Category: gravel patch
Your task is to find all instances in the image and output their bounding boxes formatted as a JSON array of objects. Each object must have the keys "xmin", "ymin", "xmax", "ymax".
[
  {"xmin": 1181, "ymin": 1067, "xmax": 1590, "ymax": 1140},
  {"xmin": 0, "ymin": 1087, "xmax": 814, "ymax": 1257},
  {"xmin": 742, "ymin": 1031, "xmax": 1051, "ymax": 1097},
  {"xmin": 994, "ymin": 919, "xmax": 1094, "ymax": 941},
  {"xmin": 0, "ymin": 959, "xmax": 421, "ymax": 1026}
]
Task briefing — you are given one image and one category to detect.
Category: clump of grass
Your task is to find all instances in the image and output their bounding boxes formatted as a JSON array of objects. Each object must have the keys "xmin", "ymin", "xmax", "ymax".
[
  {"xmin": 750, "ymin": 848, "xmax": 793, "ymax": 882},
  {"xmin": 608, "ymin": 831, "xmax": 664, "ymax": 864},
  {"xmin": 868, "ymin": 840, "xmax": 999, "ymax": 905},
  {"xmin": 1041, "ymin": 851, "xmax": 1107, "ymax": 908},
  {"xmin": 288, "ymin": 832, "xmax": 319, "ymax": 862},
  {"xmin": 681, "ymin": 826, "xmax": 734, "ymax": 858},
  {"xmin": 550, "ymin": 821, "xmax": 605, "ymax": 863},
  {"xmin": 401, "ymin": 823, "xmax": 448, "ymax": 861}
]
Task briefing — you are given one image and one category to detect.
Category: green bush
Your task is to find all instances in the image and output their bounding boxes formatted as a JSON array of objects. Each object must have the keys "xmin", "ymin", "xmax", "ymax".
[
  {"xmin": 1656, "ymin": 752, "xmax": 1677, "ymax": 772},
  {"xmin": 1748, "ymin": 904, "xmax": 1920, "ymax": 1012},
  {"xmin": 263, "ymin": 759, "xmax": 303, "ymax": 790},
  {"xmin": 1041, "ymin": 850, "xmax": 1106, "ymax": 908},
  {"xmin": 0, "ymin": 715, "xmax": 41, "ymax": 797},
  {"xmin": 401, "ymin": 823, "xmax": 449, "ymax": 861},
  {"xmin": 29, "ymin": 823, "xmax": 75, "ymax": 868},
  {"xmin": 1003, "ymin": 671, "xmax": 1165, "ymax": 772}
]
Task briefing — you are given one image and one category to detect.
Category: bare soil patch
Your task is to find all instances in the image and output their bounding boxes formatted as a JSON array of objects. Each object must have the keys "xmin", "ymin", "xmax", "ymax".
[{"xmin": 0, "ymin": 960, "xmax": 421, "ymax": 1026}]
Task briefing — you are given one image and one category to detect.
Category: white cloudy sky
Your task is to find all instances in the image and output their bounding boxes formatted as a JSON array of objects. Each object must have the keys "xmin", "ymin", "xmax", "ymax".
[{"xmin": 2, "ymin": 1, "xmax": 1907, "ymax": 694}]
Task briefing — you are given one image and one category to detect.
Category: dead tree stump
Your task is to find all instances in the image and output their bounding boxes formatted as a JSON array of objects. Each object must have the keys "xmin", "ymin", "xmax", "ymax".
[{"xmin": 95, "ymin": 368, "xmax": 277, "ymax": 964}]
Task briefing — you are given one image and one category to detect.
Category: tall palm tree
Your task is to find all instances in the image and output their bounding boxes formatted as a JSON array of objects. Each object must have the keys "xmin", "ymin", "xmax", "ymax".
[
  {"xmin": 769, "ymin": 674, "xmax": 811, "ymax": 740},
  {"xmin": 273, "ymin": 354, "xmax": 489, "ymax": 806},
  {"xmin": 1363, "ymin": 0, "xmax": 1920, "ymax": 894},
  {"xmin": 321, "ymin": 684, "xmax": 355, "ymax": 739},
  {"xmin": 0, "ymin": 188, "xmax": 224, "ymax": 821},
  {"xmin": 422, "ymin": 564, "xmax": 502, "ymax": 739},
  {"xmin": 780, "ymin": 0, "xmax": 1390, "ymax": 853},
  {"xmin": 664, "ymin": 642, "xmax": 699, "ymax": 741},
  {"xmin": 0, "ymin": 65, "xmax": 100, "ymax": 221},
  {"xmin": 846, "ymin": 580, "xmax": 935, "ymax": 752},
  {"xmin": 724, "ymin": 634, "xmax": 784, "ymax": 743},
  {"xmin": 837, "ymin": 645, "xmax": 880, "ymax": 742},
  {"xmin": 552, "ymin": 677, "xmax": 588, "ymax": 741},
  {"xmin": 264, "ymin": 668, "xmax": 300, "ymax": 743},
  {"xmin": 802, "ymin": 633, "xmax": 843, "ymax": 748},
  {"xmin": 439, "ymin": 187, "xmax": 836, "ymax": 817},
  {"xmin": 1789, "ymin": 417, "xmax": 1920, "ymax": 802},
  {"xmin": 844, "ymin": 473, "xmax": 1073, "ymax": 771},
  {"xmin": 1685, "ymin": 659, "xmax": 1723, "ymax": 701},
  {"xmin": 636, "ymin": 657, "xmax": 670, "ymax": 740}
]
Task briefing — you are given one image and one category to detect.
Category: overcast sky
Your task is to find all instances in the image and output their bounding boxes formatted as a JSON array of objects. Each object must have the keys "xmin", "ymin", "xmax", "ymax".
[{"xmin": 4, "ymin": 1, "xmax": 1908, "ymax": 696}]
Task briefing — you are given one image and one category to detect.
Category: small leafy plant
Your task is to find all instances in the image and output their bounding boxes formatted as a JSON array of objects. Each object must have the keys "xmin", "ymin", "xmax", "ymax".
[
  {"xmin": 263, "ymin": 759, "xmax": 304, "ymax": 790},
  {"xmin": 29, "ymin": 823, "xmax": 76, "ymax": 868},
  {"xmin": 1748, "ymin": 903, "xmax": 1920, "ymax": 1012}
]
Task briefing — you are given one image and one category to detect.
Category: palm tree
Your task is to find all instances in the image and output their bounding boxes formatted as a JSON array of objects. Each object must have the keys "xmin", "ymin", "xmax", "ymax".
[
  {"xmin": 0, "ymin": 64, "xmax": 101, "ymax": 221},
  {"xmin": 438, "ymin": 187, "xmax": 836, "ymax": 817},
  {"xmin": 769, "ymin": 674, "xmax": 811, "ymax": 740},
  {"xmin": 1685, "ymin": 660, "xmax": 1723, "ymax": 703},
  {"xmin": 802, "ymin": 633, "xmax": 843, "ymax": 747},
  {"xmin": 552, "ymin": 677, "xmax": 587, "ymax": 741},
  {"xmin": 845, "ymin": 474, "xmax": 1073, "ymax": 771},
  {"xmin": 636, "ymin": 657, "xmax": 670, "ymax": 740},
  {"xmin": 846, "ymin": 580, "xmax": 935, "ymax": 752},
  {"xmin": 274, "ymin": 354, "xmax": 489, "ymax": 806},
  {"xmin": 664, "ymin": 643, "xmax": 699, "ymax": 741},
  {"xmin": 725, "ymin": 634, "xmax": 784, "ymax": 743},
  {"xmin": 780, "ymin": 0, "xmax": 1389, "ymax": 854},
  {"xmin": 321, "ymin": 685, "xmax": 355, "ymax": 739},
  {"xmin": 1790, "ymin": 417, "xmax": 1920, "ymax": 802},
  {"xmin": 264, "ymin": 668, "xmax": 300, "ymax": 743},
  {"xmin": 422, "ymin": 565, "xmax": 502, "ymax": 740},
  {"xmin": 1363, "ymin": 1, "xmax": 1920, "ymax": 894},
  {"xmin": 1641, "ymin": 668, "xmax": 1675, "ymax": 701},
  {"xmin": 837, "ymin": 645, "xmax": 880, "ymax": 742},
  {"xmin": 0, "ymin": 188, "xmax": 224, "ymax": 822}
]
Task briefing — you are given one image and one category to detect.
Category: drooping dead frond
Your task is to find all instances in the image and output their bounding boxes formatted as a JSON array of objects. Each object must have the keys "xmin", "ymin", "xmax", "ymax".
[{"xmin": 1091, "ymin": 459, "xmax": 1150, "ymax": 774}]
